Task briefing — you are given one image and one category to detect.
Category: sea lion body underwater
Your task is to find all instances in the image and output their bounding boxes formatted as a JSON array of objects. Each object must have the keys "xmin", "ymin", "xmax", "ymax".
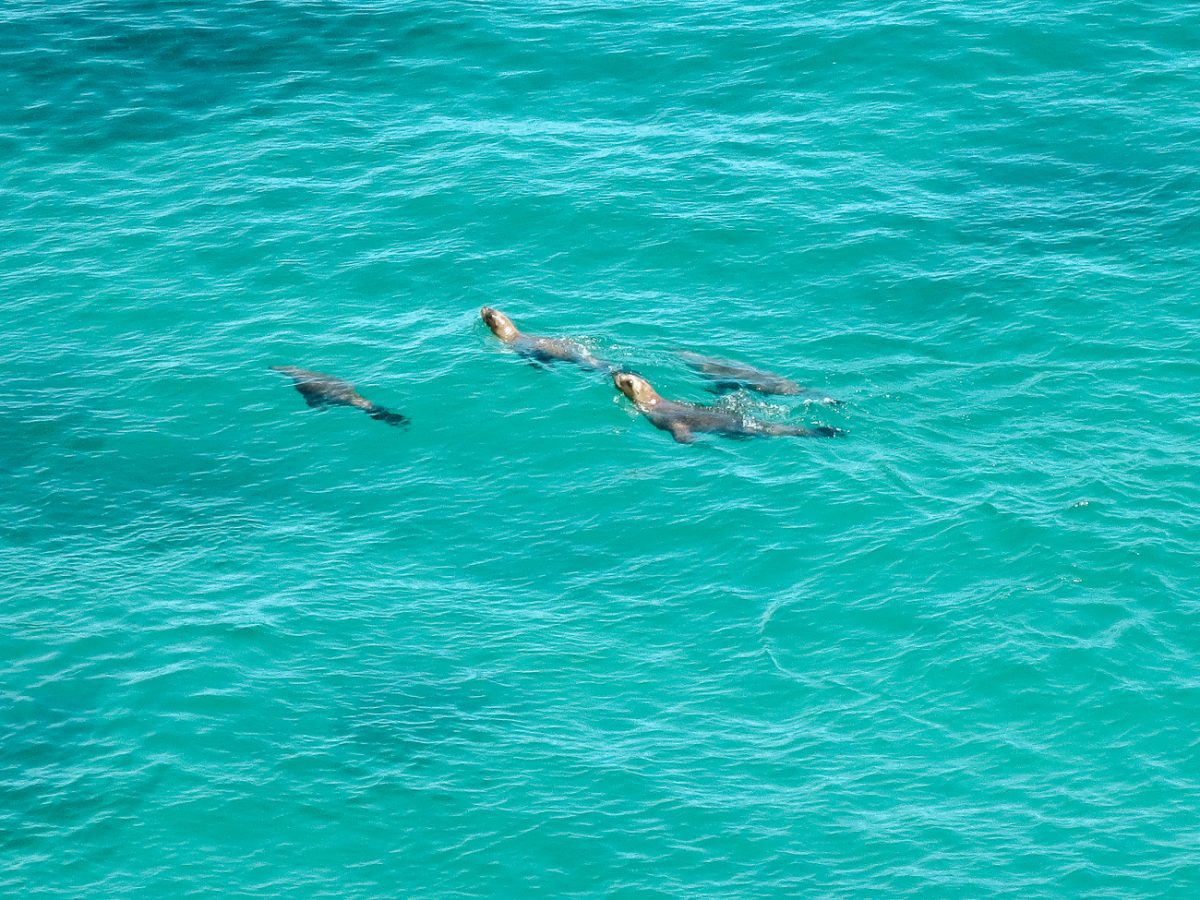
[
  {"xmin": 613, "ymin": 371, "xmax": 844, "ymax": 444},
  {"xmin": 481, "ymin": 307, "xmax": 610, "ymax": 372},
  {"xmin": 678, "ymin": 351, "xmax": 840, "ymax": 404},
  {"xmin": 271, "ymin": 366, "xmax": 409, "ymax": 426}
]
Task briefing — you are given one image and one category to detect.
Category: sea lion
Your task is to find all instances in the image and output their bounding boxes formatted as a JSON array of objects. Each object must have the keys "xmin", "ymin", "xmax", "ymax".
[
  {"xmin": 678, "ymin": 351, "xmax": 840, "ymax": 404},
  {"xmin": 271, "ymin": 366, "xmax": 409, "ymax": 426},
  {"xmin": 480, "ymin": 307, "xmax": 609, "ymax": 372},
  {"xmin": 613, "ymin": 371, "xmax": 844, "ymax": 444}
]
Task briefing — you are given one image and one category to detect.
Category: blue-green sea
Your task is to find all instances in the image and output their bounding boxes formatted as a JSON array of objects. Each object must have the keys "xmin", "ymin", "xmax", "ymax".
[{"xmin": 3, "ymin": 1, "xmax": 1198, "ymax": 895}]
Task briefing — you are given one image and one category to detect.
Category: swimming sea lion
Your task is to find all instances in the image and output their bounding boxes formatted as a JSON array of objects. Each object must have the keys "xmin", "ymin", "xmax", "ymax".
[
  {"xmin": 480, "ymin": 307, "xmax": 609, "ymax": 372},
  {"xmin": 271, "ymin": 366, "xmax": 409, "ymax": 426},
  {"xmin": 678, "ymin": 351, "xmax": 840, "ymax": 404},
  {"xmin": 613, "ymin": 371, "xmax": 844, "ymax": 444}
]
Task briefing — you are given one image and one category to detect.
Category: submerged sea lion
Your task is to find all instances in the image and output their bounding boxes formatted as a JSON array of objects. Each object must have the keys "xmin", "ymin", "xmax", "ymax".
[
  {"xmin": 613, "ymin": 371, "xmax": 844, "ymax": 444},
  {"xmin": 679, "ymin": 351, "xmax": 840, "ymax": 404},
  {"xmin": 271, "ymin": 366, "xmax": 409, "ymax": 426},
  {"xmin": 481, "ymin": 307, "xmax": 609, "ymax": 372}
]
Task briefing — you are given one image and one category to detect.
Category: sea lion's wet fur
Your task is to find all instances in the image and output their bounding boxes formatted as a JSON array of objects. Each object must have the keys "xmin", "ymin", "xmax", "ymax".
[
  {"xmin": 613, "ymin": 372, "xmax": 844, "ymax": 444},
  {"xmin": 678, "ymin": 351, "xmax": 840, "ymax": 404},
  {"xmin": 271, "ymin": 366, "xmax": 409, "ymax": 426},
  {"xmin": 481, "ymin": 307, "xmax": 609, "ymax": 372}
]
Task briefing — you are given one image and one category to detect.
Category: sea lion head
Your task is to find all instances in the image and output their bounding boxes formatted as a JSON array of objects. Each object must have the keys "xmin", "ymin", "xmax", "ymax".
[
  {"xmin": 613, "ymin": 371, "xmax": 660, "ymax": 408},
  {"xmin": 480, "ymin": 307, "xmax": 520, "ymax": 342}
]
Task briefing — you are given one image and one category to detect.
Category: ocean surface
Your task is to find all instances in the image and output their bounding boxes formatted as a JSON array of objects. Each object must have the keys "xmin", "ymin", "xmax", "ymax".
[{"xmin": 2, "ymin": 1, "xmax": 1198, "ymax": 895}]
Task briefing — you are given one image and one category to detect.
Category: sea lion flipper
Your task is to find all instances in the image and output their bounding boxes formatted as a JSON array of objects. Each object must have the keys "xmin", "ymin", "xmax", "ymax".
[
  {"xmin": 668, "ymin": 422, "xmax": 695, "ymax": 444},
  {"xmin": 773, "ymin": 424, "xmax": 845, "ymax": 437},
  {"xmin": 366, "ymin": 405, "xmax": 410, "ymax": 427},
  {"xmin": 812, "ymin": 425, "xmax": 846, "ymax": 438}
]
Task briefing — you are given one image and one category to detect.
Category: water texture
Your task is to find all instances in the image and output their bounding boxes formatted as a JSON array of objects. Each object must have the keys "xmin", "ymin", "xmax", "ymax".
[{"xmin": 2, "ymin": 1, "xmax": 1198, "ymax": 895}]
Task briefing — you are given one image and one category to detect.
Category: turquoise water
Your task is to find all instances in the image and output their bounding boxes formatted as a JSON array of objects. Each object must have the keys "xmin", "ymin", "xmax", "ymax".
[{"xmin": 3, "ymin": 0, "xmax": 1199, "ymax": 894}]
